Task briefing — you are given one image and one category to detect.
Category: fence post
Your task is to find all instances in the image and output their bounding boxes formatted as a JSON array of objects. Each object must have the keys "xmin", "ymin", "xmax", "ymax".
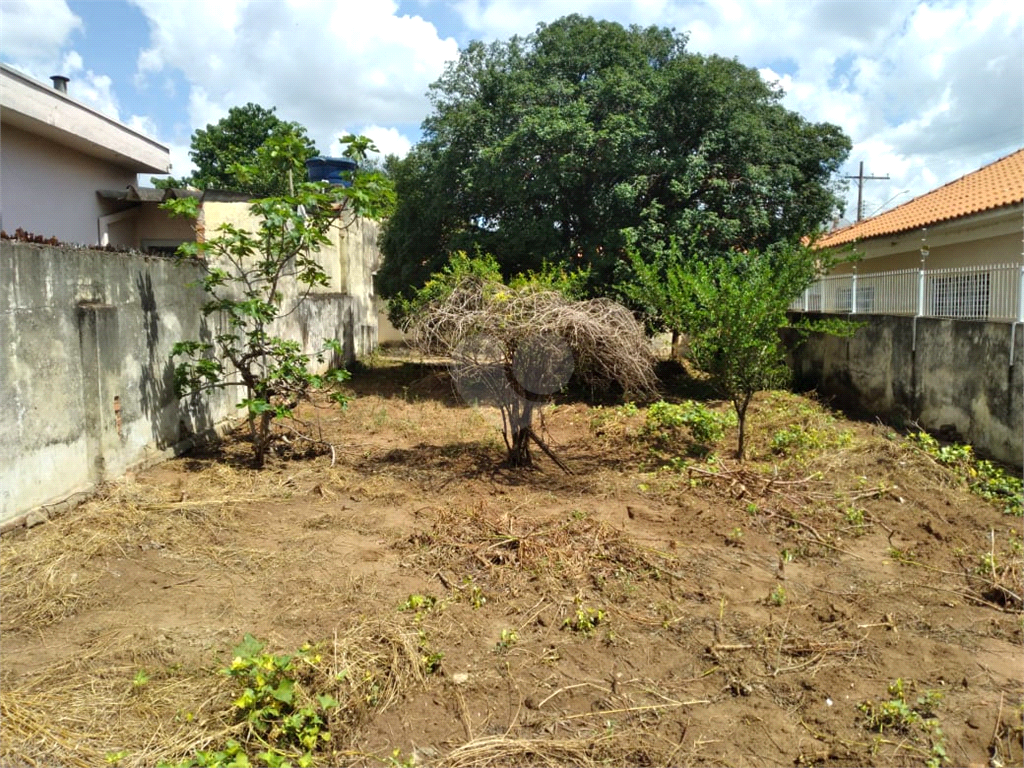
[
  {"xmin": 850, "ymin": 267, "xmax": 858, "ymax": 314},
  {"xmin": 1018, "ymin": 263, "xmax": 1024, "ymax": 324},
  {"xmin": 917, "ymin": 250, "xmax": 928, "ymax": 317},
  {"xmin": 803, "ymin": 287, "xmax": 809, "ymax": 313}
]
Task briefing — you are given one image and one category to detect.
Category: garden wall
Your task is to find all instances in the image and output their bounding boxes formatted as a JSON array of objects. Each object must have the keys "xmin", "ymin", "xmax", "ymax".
[
  {"xmin": 787, "ymin": 313, "xmax": 1023, "ymax": 468},
  {"xmin": 0, "ymin": 232, "xmax": 379, "ymax": 527}
]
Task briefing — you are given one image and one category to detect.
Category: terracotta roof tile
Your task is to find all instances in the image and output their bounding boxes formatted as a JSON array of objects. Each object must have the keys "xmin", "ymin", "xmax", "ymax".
[{"xmin": 818, "ymin": 149, "xmax": 1023, "ymax": 248}]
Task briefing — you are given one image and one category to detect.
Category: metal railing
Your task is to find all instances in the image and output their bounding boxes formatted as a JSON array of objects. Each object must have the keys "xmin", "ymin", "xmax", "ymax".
[{"xmin": 790, "ymin": 262, "xmax": 1024, "ymax": 322}]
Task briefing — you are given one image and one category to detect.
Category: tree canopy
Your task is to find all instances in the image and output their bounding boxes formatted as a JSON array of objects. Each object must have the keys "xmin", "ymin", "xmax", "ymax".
[
  {"xmin": 377, "ymin": 14, "xmax": 851, "ymax": 302},
  {"xmin": 154, "ymin": 103, "xmax": 318, "ymax": 196}
]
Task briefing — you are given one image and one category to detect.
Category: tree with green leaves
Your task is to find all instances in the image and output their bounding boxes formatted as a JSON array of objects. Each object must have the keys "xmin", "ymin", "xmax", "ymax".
[
  {"xmin": 627, "ymin": 240, "xmax": 856, "ymax": 460},
  {"xmin": 154, "ymin": 103, "xmax": 317, "ymax": 196},
  {"xmin": 164, "ymin": 134, "xmax": 394, "ymax": 467},
  {"xmin": 377, "ymin": 14, "xmax": 851, "ymax": 307}
]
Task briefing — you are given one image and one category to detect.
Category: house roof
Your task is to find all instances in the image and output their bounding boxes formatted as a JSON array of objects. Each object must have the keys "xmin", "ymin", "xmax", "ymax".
[
  {"xmin": 0, "ymin": 64, "xmax": 170, "ymax": 173},
  {"xmin": 818, "ymin": 149, "xmax": 1024, "ymax": 248}
]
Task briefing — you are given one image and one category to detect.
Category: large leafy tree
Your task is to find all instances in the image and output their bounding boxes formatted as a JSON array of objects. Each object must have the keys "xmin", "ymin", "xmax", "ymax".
[
  {"xmin": 154, "ymin": 103, "xmax": 318, "ymax": 196},
  {"xmin": 377, "ymin": 14, "xmax": 851, "ymax": 303}
]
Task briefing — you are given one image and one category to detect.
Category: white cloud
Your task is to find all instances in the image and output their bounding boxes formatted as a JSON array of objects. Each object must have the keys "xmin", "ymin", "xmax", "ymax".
[
  {"xmin": 329, "ymin": 126, "xmax": 413, "ymax": 160},
  {"xmin": 0, "ymin": 0, "xmax": 82, "ymax": 62},
  {"xmin": 130, "ymin": 0, "xmax": 460, "ymax": 160},
  {"xmin": 126, "ymin": 115, "xmax": 160, "ymax": 140}
]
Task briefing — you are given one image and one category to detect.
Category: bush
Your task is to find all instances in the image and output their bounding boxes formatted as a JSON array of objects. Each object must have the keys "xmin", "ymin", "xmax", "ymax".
[{"xmin": 644, "ymin": 400, "xmax": 734, "ymax": 449}]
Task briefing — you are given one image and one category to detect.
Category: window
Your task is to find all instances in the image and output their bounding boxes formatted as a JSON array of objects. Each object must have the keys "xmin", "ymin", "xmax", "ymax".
[{"xmin": 930, "ymin": 272, "xmax": 990, "ymax": 318}]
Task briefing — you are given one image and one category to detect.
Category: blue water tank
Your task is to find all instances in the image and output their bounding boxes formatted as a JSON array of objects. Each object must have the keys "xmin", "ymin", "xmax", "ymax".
[{"xmin": 305, "ymin": 156, "xmax": 357, "ymax": 187}]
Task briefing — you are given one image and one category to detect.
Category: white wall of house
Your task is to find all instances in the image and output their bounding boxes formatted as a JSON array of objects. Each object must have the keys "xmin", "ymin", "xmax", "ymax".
[{"xmin": 0, "ymin": 123, "xmax": 138, "ymax": 244}]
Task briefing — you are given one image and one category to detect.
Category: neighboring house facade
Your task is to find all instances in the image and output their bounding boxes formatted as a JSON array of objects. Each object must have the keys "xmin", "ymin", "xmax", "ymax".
[
  {"xmin": 799, "ymin": 149, "xmax": 1023, "ymax": 320},
  {"xmin": 0, "ymin": 64, "xmax": 171, "ymax": 245},
  {"xmin": 787, "ymin": 149, "xmax": 1023, "ymax": 468}
]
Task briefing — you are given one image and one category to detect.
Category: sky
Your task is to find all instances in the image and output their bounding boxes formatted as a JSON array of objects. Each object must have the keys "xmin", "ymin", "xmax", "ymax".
[{"xmin": 1, "ymin": 0, "xmax": 1021, "ymax": 221}]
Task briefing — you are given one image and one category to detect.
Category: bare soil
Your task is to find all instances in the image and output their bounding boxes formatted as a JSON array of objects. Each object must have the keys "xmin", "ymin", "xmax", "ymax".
[{"xmin": 2, "ymin": 357, "xmax": 1021, "ymax": 768}]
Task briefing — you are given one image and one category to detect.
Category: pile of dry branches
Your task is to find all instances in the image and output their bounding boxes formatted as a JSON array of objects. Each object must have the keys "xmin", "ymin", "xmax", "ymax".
[{"xmin": 407, "ymin": 276, "xmax": 657, "ymax": 467}]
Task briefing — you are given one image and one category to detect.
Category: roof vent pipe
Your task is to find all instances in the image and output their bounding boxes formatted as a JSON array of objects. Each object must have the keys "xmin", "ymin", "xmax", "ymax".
[{"xmin": 50, "ymin": 75, "xmax": 69, "ymax": 93}]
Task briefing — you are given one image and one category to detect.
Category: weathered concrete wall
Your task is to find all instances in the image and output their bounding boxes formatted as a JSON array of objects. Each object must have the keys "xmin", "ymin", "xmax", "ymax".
[
  {"xmin": 787, "ymin": 313, "xmax": 1023, "ymax": 467},
  {"xmin": 0, "ymin": 232, "xmax": 379, "ymax": 525}
]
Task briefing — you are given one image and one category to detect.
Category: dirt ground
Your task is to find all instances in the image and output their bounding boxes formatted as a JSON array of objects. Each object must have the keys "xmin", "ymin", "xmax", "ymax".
[{"xmin": 1, "ymin": 356, "xmax": 1021, "ymax": 768}]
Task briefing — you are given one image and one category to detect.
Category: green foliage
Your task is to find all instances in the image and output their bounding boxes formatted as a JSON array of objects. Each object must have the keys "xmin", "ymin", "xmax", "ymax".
[
  {"xmin": 166, "ymin": 135, "xmax": 393, "ymax": 466},
  {"xmin": 631, "ymin": 243, "xmax": 831, "ymax": 459},
  {"xmin": 644, "ymin": 400, "xmax": 735, "ymax": 449},
  {"xmin": 386, "ymin": 251, "xmax": 503, "ymax": 328},
  {"xmin": 908, "ymin": 432, "xmax": 1022, "ymax": 516},
  {"xmin": 768, "ymin": 584, "xmax": 787, "ymax": 606},
  {"xmin": 387, "ymin": 251, "xmax": 589, "ymax": 328},
  {"xmin": 561, "ymin": 600, "xmax": 607, "ymax": 636},
  {"xmin": 858, "ymin": 679, "xmax": 947, "ymax": 767},
  {"xmin": 494, "ymin": 629, "xmax": 519, "ymax": 654},
  {"xmin": 399, "ymin": 594, "xmax": 437, "ymax": 612},
  {"xmin": 377, "ymin": 14, "xmax": 851, "ymax": 302},
  {"xmin": 158, "ymin": 739, "xmax": 251, "ymax": 768},
  {"xmin": 160, "ymin": 636, "xmax": 338, "ymax": 768},
  {"xmin": 164, "ymin": 103, "xmax": 317, "ymax": 196},
  {"xmin": 770, "ymin": 424, "xmax": 852, "ymax": 457}
]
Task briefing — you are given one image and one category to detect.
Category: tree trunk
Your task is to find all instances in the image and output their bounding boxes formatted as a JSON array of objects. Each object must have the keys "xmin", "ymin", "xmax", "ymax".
[
  {"xmin": 735, "ymin": 396, "xmax": 751, "ymax": 461},
  {"xmin": 252, "ymin": 410, "xmax": 273, "ymax": 468},
  {"xmin": 505, "ymin": 403, "xmax": 534, "ymax": 467}
]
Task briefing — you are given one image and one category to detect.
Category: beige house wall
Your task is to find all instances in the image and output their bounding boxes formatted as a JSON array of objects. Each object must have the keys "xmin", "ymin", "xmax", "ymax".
[
  {"xmin": 828, "ymin": 205, "xmax": 1022, "ymax": 275},
  {"xmin": 198, "ymin": 201, "xmax": 382, "ymax": 358},
  {"xmin": 0, "ymin": 123, "xmax": 138, "ymax": 244}
]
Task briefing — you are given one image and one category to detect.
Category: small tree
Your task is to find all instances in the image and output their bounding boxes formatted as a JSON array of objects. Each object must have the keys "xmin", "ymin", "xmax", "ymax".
[
  {"xmin": 166, "ymin": 135, "xmax": 394, "ymax": 466},
  {"xmin": 627, "ymin": 241, "xmax": 854, "ymax": 460},
  {"xmin": 406, "ymin": 255, "xmax": 656, "ymax": 469}
]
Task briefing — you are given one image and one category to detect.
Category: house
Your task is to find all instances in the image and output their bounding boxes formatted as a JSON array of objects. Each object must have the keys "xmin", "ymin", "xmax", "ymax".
[
  {"xmin": 802, "ymin": 149, "xmax": 1023, "ymax": 319},
  {"xmin": 786, "ymin": 150, "xmax": 1023, "ymax": 467},
  {"xmin": 0, "ymin": 63, "xmax": 171, "ymax": 245}
]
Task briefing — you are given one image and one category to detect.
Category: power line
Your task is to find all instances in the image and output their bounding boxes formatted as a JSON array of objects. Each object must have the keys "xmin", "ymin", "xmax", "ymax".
[{"xmin": 843, "ymin": 161, "xmax": 890, "ymax": 222}]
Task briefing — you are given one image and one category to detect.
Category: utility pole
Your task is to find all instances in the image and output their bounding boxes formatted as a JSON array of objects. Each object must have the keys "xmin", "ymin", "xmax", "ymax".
[{"xmin": 844, "ymin": 161, "xmax": 890, "ymax": 222}]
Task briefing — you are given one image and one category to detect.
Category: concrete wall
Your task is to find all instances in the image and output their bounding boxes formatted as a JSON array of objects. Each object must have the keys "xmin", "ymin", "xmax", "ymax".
[
  {"xmin": 0, "ymin": 230, "xmax": 380, "ymax": 525},
  {"xmin": 0, "ymin": 123, "xmax": 138, "ymax": 244},
  {"xmin": 787, "ymin": 314, "xmax": 1023, "ymax": 467}
]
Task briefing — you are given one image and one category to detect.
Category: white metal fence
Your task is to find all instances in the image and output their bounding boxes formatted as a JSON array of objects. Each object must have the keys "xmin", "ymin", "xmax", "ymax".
[{"xmin": 790, "ymin": 262, "xmax": 1024, "ymax": 322}]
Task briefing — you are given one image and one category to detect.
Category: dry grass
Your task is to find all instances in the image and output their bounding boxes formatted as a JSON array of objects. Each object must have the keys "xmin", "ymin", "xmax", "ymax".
[
  {"xmin": 0, "ymin": 466, "xmax": 296, "ymax": 633},
  {"xmin": 402, "ymin": 503, "xmax": 680, "ymax": 601},
  {"xmin": 0, "ymin": 648, "xmax": 232, "ymax": 768},
  {"xmin": 0, "ymin": 617, "xmax": 430, "ymax": 768},
  {"xmin": 441, "ymin": 733, "xmax": 665, "ymax": 767}
]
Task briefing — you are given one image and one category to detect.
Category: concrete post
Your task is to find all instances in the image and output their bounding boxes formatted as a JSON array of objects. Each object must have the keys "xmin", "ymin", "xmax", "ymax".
[
  {"xmin": 851, "ymin": 267, "xmax": 858, "ymax": 314},
  {"xmin": 1018, "ymin": 263, "xmax": 1024, "ymax": 324},
  {"xmin": 918, "ymin": 253, "xmax": 929, "ymax": 317}
]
